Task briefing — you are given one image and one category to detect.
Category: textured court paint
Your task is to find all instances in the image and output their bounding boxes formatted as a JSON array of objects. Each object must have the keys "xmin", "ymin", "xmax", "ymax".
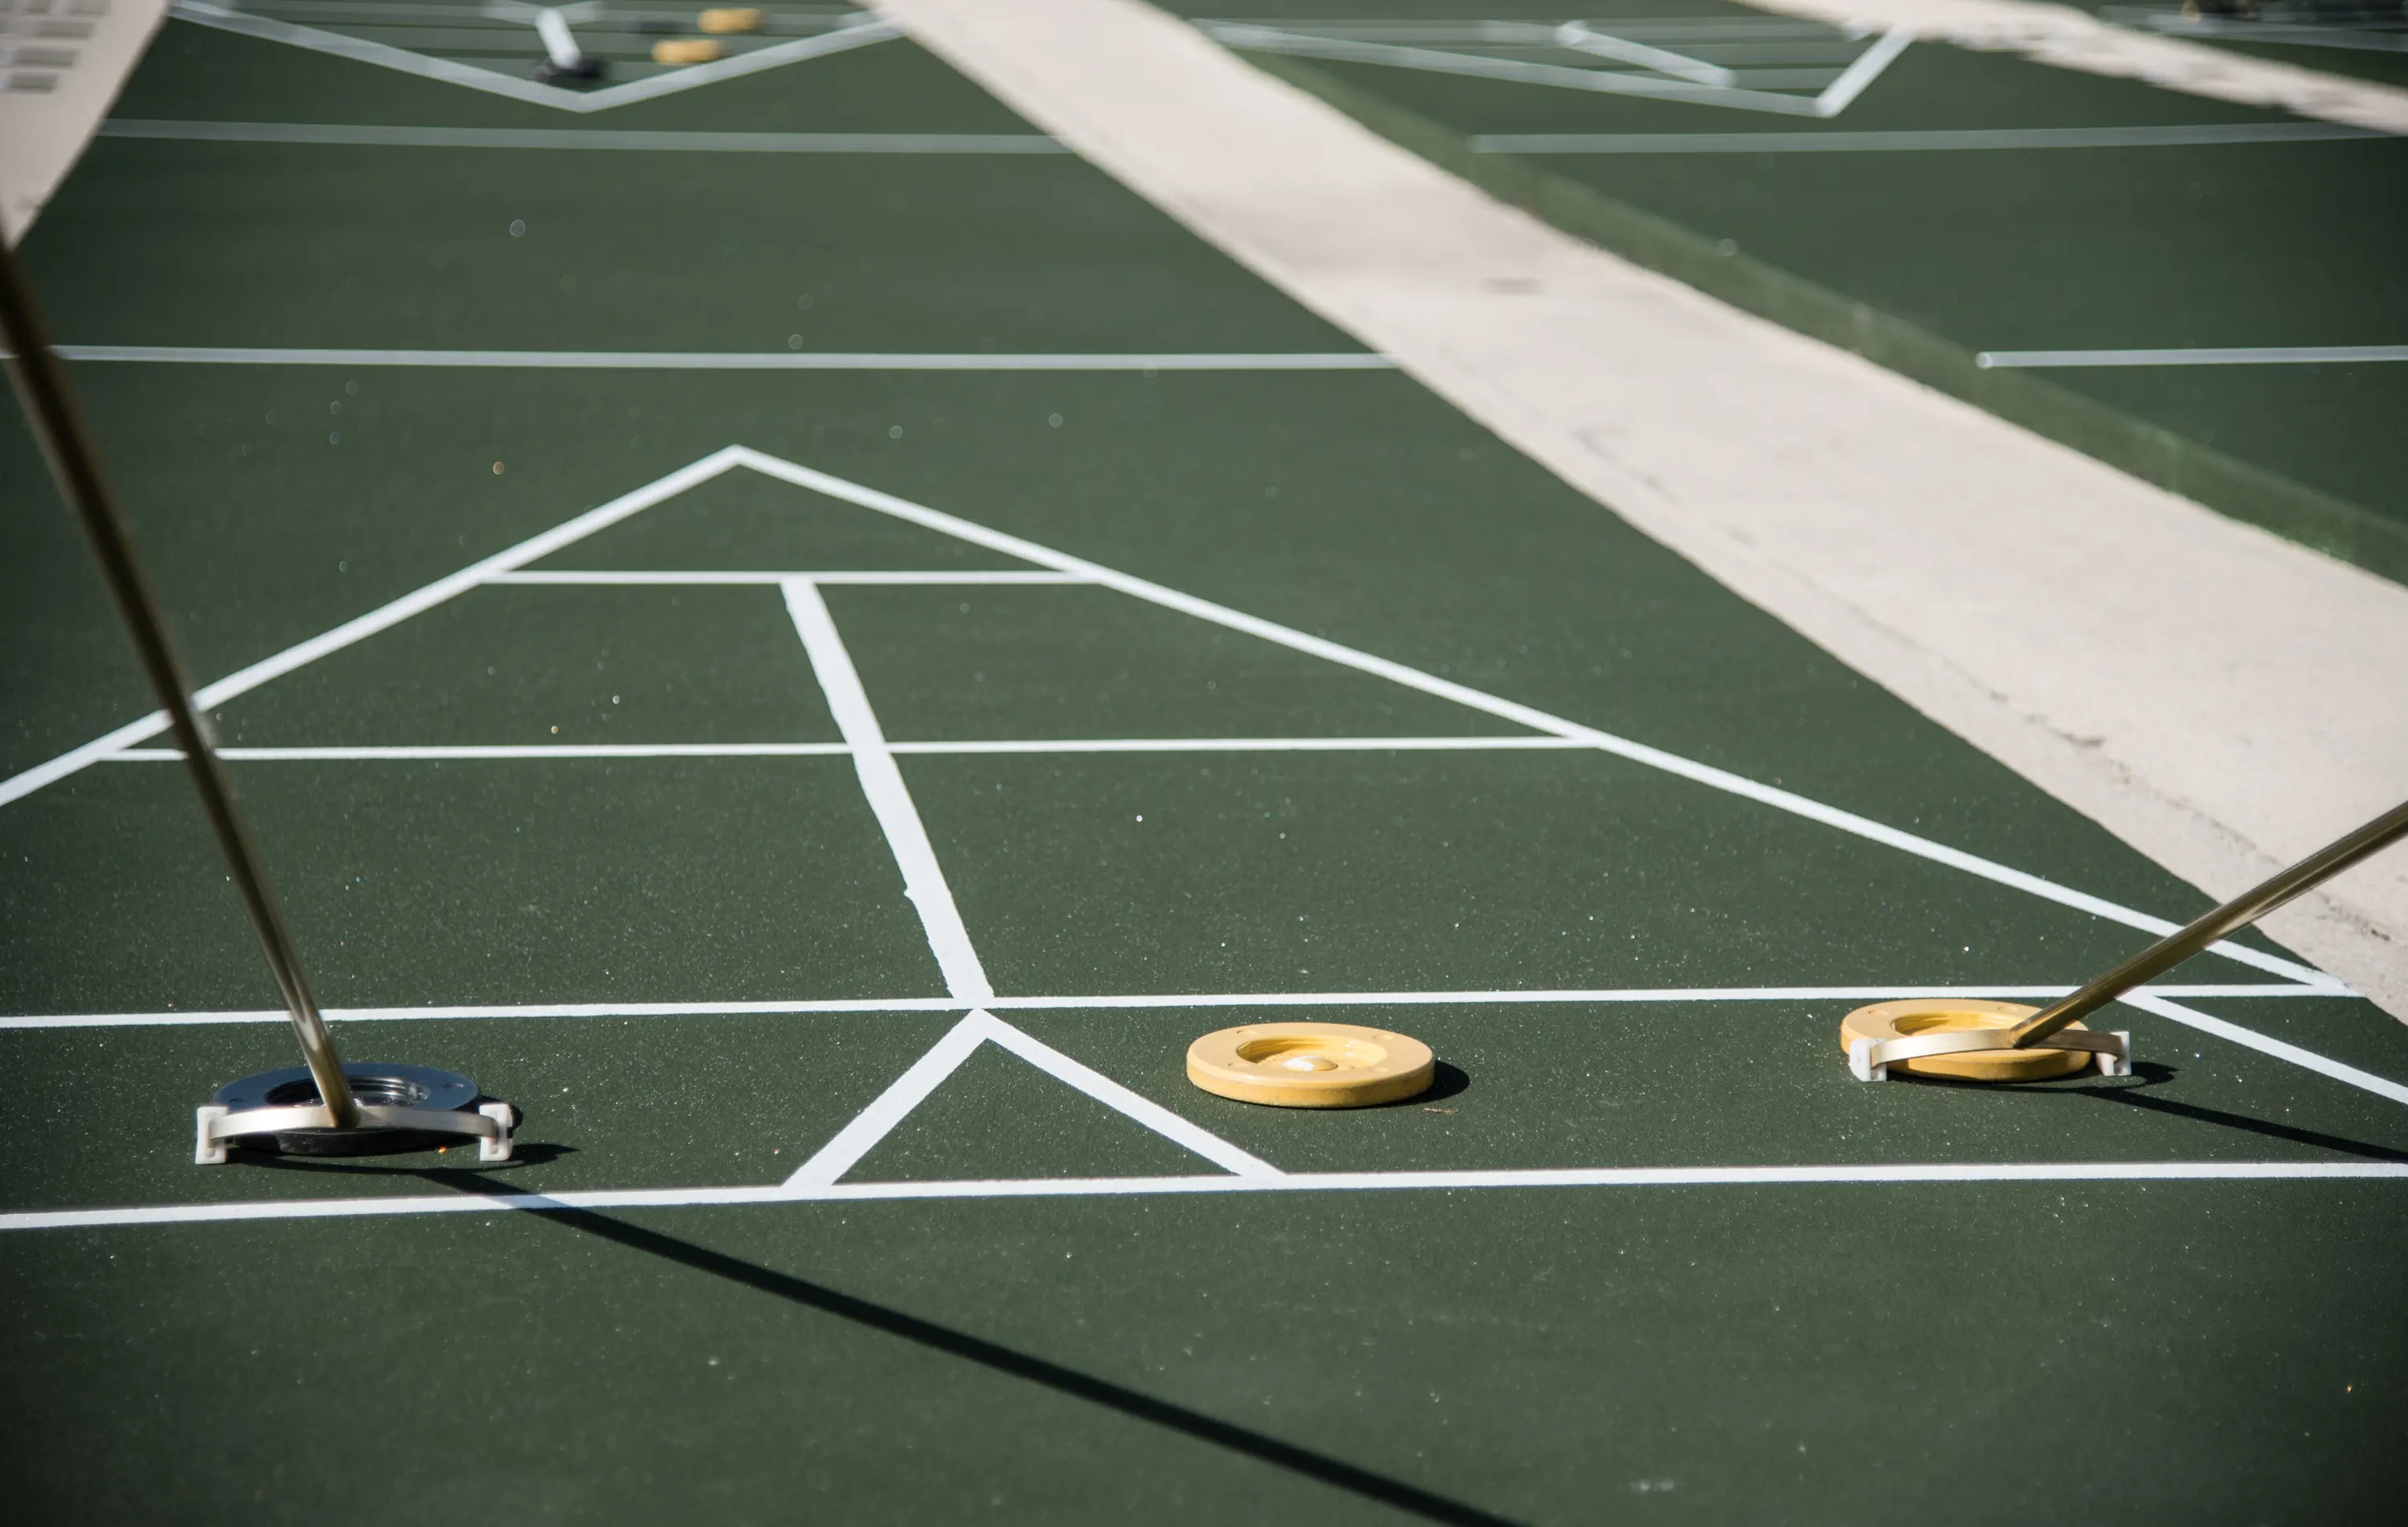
[{"xmin": 6, "ymin": 15, "xmax": 2408, "ymax": 1521}]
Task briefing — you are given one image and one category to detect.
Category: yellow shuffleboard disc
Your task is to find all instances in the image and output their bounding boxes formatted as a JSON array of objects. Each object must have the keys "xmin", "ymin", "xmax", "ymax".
[
  {"xmin": 652, "ymin": 38, "xmax": 723, "ymax": 64},
  {"xmin": 1187, "ymin": 1023, "xmax": 1435, "ymax": 1108},
  {"xmin": 1840, "ymin": 999, "xmax": 2095, "ymax": 1082},
  {"xmin": 697, "ymin": 7, "xmax": 763, "ymax": 33}
]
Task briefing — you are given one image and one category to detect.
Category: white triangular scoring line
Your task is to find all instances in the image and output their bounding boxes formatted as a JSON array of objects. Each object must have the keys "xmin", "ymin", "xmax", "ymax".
[{"xmin": 781, "ymin": 1011, "xmax": 1282, "ymax": 1191}]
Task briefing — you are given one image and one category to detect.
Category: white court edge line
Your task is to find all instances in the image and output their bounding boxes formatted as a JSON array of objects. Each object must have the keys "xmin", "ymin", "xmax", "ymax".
[
  {"xmin": 487, "ymin": 569, "xmax": 1092, "ymax": 584},
  {"xmin": 104, "ymin": 738, "xmax": 1592, "ymax": 762},
  {"xmin": 0, "ymin": 984, "xmax": 2340, "ymax": 1029},
  {"xmin": 783, "ymin": 1010, "xmax": 1278, "ymax": 1187},
  {"xmin": 783, "ymin": 580, "xmax": 994, "ymax": 1003},
  {"xmin": 1978, "ymin": 345, "xmax": 2408, "ymax": 368},
  {"xmin": 99, "ymin": 120, "xmax": 1073, "ymax": 153},
  {"xmin": 54, "ymin": 347, "xmax": 1398, "ymax": 370},
  {"xmin": 2121, "ymin": 992, "xmax": 2408, "ymax": 1107},
  {"xmin": 0, "ymin": 446, "xmax": 748, "ymax": 808},
  {"xmin": 722, "ymin": 447, "xmax": 2336, "ymax": 988},
  {"xmin": 12, "ymin": 1158, "xmax": 2408, "ymax": 1233},
  {"xmin": 0, "ymin": 442, "xmax": 2339, "ymax": 987}
]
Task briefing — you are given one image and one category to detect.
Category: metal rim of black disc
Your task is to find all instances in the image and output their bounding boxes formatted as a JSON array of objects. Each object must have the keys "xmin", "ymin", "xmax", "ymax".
[{"xmin": 213, "ymin": 1062, "xmax": 486, "ymax": 1156}]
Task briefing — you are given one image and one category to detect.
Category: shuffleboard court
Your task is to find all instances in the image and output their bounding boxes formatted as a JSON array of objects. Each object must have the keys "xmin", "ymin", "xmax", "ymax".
[
  {"xmin": 2, "ymin": 6, "xmax": 2405, "ymax": 1522},
  {"xmin": 1189, "ymin": 0, "xmax": 2408, "ymax": 574}
]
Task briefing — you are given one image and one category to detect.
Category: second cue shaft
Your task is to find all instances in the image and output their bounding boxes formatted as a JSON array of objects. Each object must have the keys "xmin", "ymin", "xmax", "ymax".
[
  {"xmin": 2010, "ymin": 798, "xmax": 2408, "ymax": 1049},
  {"xmin": 0, "ymin": 243, "xmax": 360, "ymax": 1129}
]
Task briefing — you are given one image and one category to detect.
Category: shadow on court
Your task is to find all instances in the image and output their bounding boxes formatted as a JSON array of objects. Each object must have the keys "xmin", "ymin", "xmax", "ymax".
[
  {"xmin": 1901, "ymin": 1062, "xmax": 2408, "ymax": 1163},
  {"xmin": 238, "ymin": 1150, "xmax": 1519, "ymax": 1526}
]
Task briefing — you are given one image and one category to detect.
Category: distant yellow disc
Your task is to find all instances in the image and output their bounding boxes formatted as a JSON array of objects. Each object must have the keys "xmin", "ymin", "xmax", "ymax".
[
  {"xmin": 1840, "ymin": 1000, "xmax": 2094, "ymax": 1082},
  {"xmin": 653, "ymin": 38, "xmax": 723, "ymax": 64},
  {"xmin": 1187, "ymin": 1023, "xmax": 1434, "ymax": 1108},
  {"xmin": 697, "ymin": 7, "xmax": 763, "ymax": 33}
]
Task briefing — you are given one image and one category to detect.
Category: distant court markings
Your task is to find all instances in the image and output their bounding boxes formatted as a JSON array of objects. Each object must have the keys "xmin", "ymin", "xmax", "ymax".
[
  {"xmin": 56, "ymin": 346, "xmax": 1396, "ymax": 370},
  {"xmin": 169, "ymin": 0, "xmax": 901, "ymax": 113},
  {"xmin": 1474, "ymin": 122, "xmax": 2391, "ymax": 154},
  {"xmin": 100, "ymin": 120, "xmax": 1072, "ymax": 153}
]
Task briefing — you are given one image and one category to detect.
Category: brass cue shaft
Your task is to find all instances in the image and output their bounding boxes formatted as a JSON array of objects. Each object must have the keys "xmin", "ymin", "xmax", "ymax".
[
  {"xmin": 0, "ymin": 242, "xmax": 360, "ymax": 1128},
  {"xmin": 2011, "ymin": 798, "xmax": 2408, "ymax": 1049}
]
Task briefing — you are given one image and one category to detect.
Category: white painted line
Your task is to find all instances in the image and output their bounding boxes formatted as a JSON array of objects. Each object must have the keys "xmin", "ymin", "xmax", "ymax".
[
  {"xmin": 55, "ymin": 346, "xmax": 1394, "ymax": 370},
  {"xmin": 2119, "ymin": 992, "xmax": 2408, "ymax": 1109},
  {"xmin": 783, "ymin": 1009, "xmax": 1278, "ymax": 1187},
  {"xmin": 0, "ymin": 983, "xmax": 2338, "ymax": 1031},
  {"xmin": 783, "ymin": 579, "xmax": 993, "ymax": 1002},
  {"xmin": 975, "ymin": 1012, "xmax": 1282, "ymax": 1178},
  {"xmin": 1810, "ymin": 25, "xmax": 1911, "ymax": 117},
  {"xmin": 167, "ymin": 2, "xmax": 904, "ymax": 114},
  {"xmin": 1198, "ymin": 22, "xmax": 1836, "ymax": 117},
  {"xmin": 99, "ymin": 120, "xmax": 1072, "ymax": 153},
  {"xmin": 486, "ymin": 569, "xmax": 1084, "ymax": 585},
  {"xmin": 780, "ymin": 1008, "xmax": 992, "ymax": 1187},
  {"xmin": 1979, "ymin": 344, "xmax": 2408, "ymax": 368},
  {"xmin": 11, "ymin": 1157, "xmax": 2406, "ymax": 1233},
  {"xmin": 888, "ymin": 735, "xmax": 1576, "ymax": 755},
  {"xmin": 107, "ymin": 744, "xmax": 854, "ymax": 762},
  {"xmin": 1472, "ymin": 122, "xmax": 2389, "ymax": 153},
  {"xmin": 1552, "ymin": 21, "xmax": 1735, "ymax": 88},
  {"xmin": 726, "ymin": 447, "xmax": 2337, "ymax": 989},
  {"xmin": 103, "ymin": 736, "xmax": 1576, "ymax": 763},
  {"xmin": 0, "ymin": 446, "xmax": 748, "ymax": 809}
]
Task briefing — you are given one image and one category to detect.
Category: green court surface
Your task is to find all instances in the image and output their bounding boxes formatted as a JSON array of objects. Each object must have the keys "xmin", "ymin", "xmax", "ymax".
[
  {"xmin": 4, "ymin": 9, "xmax": 2407, "ymax": 1522},
  {"xmin": 1188, "ymin": 1, "xmax": 2408, "ymax": 576}
]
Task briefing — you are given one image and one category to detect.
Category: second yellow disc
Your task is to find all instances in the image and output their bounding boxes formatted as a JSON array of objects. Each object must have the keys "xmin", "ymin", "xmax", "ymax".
[{"xmin": 1186, "ymin": 1022, "xmax": 1434, "ymax": 1108}]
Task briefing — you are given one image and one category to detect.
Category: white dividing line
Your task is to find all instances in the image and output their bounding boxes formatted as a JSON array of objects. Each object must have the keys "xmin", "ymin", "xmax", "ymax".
[
  {"xmin": 99, "ymin": 120, "xmax": 1073, "ymax": 153},
  {"xmin": 168, "ymin": 2, "xmax": 904, "ymax": 113},
  {"xmin": 2119, "ymin": 992, "xmax": 2408, "ymax": 1108},
  {"xmin": 1552, "ymin": 21, "xmax": 1735, "ymax": 87},
  {"xmin": 782, "ymin": 1009, "xmax": 1278, "ymax": 1187},
  {"xmin": 724, "ymin": 447, "xmax": 2337, "ymax": 989},
  {"xmin": 780, "ymin": 1008, "xmax": 993, "ymax": 1187},
  {"xmin": 103, "ymin": 736, "xmax": 1579, "ymax": 763},
  {"xmin": 0, "ymin": 446, "xmax": 748, "ymax": 809},
  {"xmin": 889, "ymin": 735, "xmax": 1575, "ymax": 755},
  {"xmin": 1808, "ymin": 24, "xmax": 1910, "ymax": 117},
  {"xmin": 0, "ymin": 983, "xmax": 2338, "ymax": 1031},
  {"xmin": 107, "ymin": 744, "xmax": 854, "ymax": 762},
  {"xmin": 783, "ymin": 579, "xmax": 992, "ymax": 1002},
  {"xmin": 55, "ymin": 346, "xmax": 1397, "ymax": 370},
  {"xmin": 1978, "ymin": 344, "xmax": 2408, "ymax": 368},
  {"xmin": 1198, "ymin": 22, "xmax": 1841, "ymax": 117},
  {"xmin": 1470, "ymin": 122, "xmax": 2389, "ymax": 153},
  {"xmin": 12, "ymin": 1158, "xmax": 2407, "ymax": 1233},
  {"xmin": 974, "ymin": 1012, "xmax": 1282, "ymax": 1178},
  {"xmin": 486, "ymin": 569, "xmax": 1088, "ymax": 585}
]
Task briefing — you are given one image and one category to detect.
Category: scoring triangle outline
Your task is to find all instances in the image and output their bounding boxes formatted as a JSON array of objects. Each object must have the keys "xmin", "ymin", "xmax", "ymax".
[{"xmin": 780, "ymin": 1009, "xmax": 1282, "ymax": 1189}]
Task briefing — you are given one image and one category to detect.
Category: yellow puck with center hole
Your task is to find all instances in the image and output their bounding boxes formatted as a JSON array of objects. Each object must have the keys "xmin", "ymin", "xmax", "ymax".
[
  {"xmin": 1187, "ymin": 1022, "xmax": 1435, "ymax": 1108},
  {"xmin": 652, "ymin": 38, "xmax": 723, "ymax": 64},
  {"xmin": 1840, "ymin": 999, "xmax": 2095, "ymax": 1082},
  {"xmin": 697, "ymin": 7, "xmax": 763, "ymax": 33}
]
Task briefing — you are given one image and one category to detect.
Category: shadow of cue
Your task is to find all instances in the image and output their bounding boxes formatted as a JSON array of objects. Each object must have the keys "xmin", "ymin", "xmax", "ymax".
[{"xmin": 412, "ymin": 1167, "xmax": 1522, "ymax": 1525}]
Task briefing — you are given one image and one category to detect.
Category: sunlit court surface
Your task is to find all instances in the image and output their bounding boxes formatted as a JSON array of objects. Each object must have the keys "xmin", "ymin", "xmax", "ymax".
[{"xmin": 3, "ymin": 2, "xmax": 2406, "ymax": 1521}]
